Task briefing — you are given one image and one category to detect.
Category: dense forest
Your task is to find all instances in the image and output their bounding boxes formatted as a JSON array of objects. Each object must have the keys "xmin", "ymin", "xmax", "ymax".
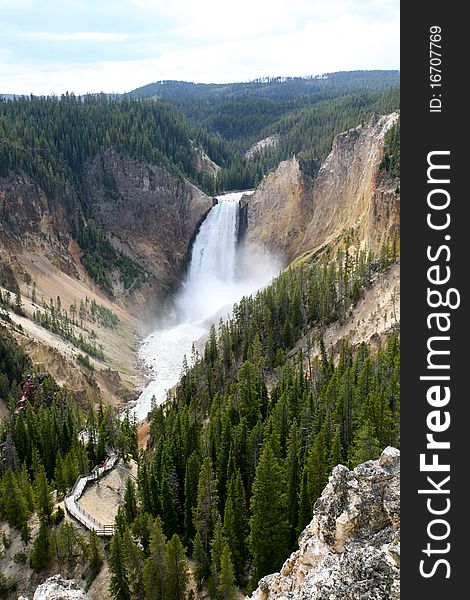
[
  {"xmin": 0, "ymin": 93, "xmax": 228, "ymax": 203},
  {"xmin": 130, "ymin": 71, "xmax": 400, "ymax": 189}
]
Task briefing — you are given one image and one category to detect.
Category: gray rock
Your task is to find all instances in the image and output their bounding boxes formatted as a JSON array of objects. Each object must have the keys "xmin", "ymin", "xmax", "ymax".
[
  {"xmin": 32, "ymin": 575, "xmax": 90, "ymax": 600},
  {"xmin": 247, "ymin": 447, "xmax": 400, "ymax": 600}
]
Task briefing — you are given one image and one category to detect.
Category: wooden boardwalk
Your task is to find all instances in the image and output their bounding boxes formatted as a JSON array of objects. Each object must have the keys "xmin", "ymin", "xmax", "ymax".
[{"xmin": 64, "ymin": 452, "xmax": 118, "ymax": 536}]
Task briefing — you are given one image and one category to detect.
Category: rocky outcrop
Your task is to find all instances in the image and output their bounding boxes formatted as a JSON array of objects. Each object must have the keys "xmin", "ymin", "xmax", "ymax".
[
  {"xmin": 241, "ymin": 113, "xmax": 400, "ymax": 263},
  {"xmin": 17, "ymin": 574, "xmax": 90, "ymax": 600},
  {"xmin": 84, "ymin": 150, "xmax": 215, "ymax": 294},
  {"xmin": 248, "ymin": 447, "xmax": 400, "ymax": 600}
]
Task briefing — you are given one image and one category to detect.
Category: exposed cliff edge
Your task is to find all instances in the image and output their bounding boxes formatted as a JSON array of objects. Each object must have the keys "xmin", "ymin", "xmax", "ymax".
[
  {"xmin": 247, "ymin": 447, "xmax": 400, "ymax": 600},
  {"xmin": 241, "ymin": 113, "xmax": 400, "ymax": 262},
  {"xmin": 0, "ymin": 152, "xmax": 214, "ymax": 316}
]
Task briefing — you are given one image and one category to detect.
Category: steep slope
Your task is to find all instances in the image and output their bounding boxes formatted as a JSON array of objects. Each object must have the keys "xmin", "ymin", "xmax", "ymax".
[
  {"xmin": 248, "ymin": 447, "xmax": 400, "ymax": 600},
  {"xmin": 84, "ymin": 149, "xmax": 214, "ymax": 300},
  {"xmin": 241, "ymin": 113, "xmax": 400, "ymax": 262},
  {"xmin": 0, "ymin": 152, "xmax": 213, "ymax": 409}
]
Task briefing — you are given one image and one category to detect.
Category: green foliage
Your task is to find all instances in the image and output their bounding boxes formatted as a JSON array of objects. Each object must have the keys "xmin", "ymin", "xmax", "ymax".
[
  {"xmin": 0, "ymin": 93, "xmax": 218, "ymax": 197},
  {"xmin": 109, "ymin": 530, "xmax": 131, "ymax": 600},
  {"xmin": 79, "ymin": 223, "xmax": 148, "ymax": 295},
  {"xmin": 217, "ymin": 544, "xmax": 238, "ymax": 600},
  {"xmin": 144, "ymin": 517, "xmax": 167, "ymax": 600},
  {"xmin": 131, "ymin": 73, "xmax": 400, "ymax": 191},
  {"xmin": 29, "ymin": 522, "xmax": 52, "ymax": 571},
  {"xmin": 32, "ymin": 294, "xmax": 105, "ymax": 359},
  {"xmin": 164, "ymin": 534, "xmax": 189, "ymax": 600},
  {"xmin": 249, "ymin": 441, "xmax": 289, "ymax": 581}
]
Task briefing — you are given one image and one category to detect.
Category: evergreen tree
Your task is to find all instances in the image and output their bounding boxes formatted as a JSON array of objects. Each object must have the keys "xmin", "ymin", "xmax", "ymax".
[
  {"xmin": 34, "ymin": 463, "xmax": 53, "ymax": 523},
  {"xmin": 183, "ymin": 451, "xmax": 200, "ymax": 547},
  {"xmin": 123, "ymin": 478, "xmax": 138, "ymax": 524},
  {"xmin": 144, "ymin": 517, "xmax": 167, "ymax": 600},
  {"xmin": 88, "ymin": 529, "xmax": 103, "ymax": 579},
  {"xmin": 210, "ymin": 517, "xmax": 226, "ymax": 597},
  {"xmin": 223, "ymin": 470, "xmax": 247, "ymax": 582},
  {"xmin": 193, "ymin": 530, "xmax": 209, "ymax": 589},
  {"xmin": 249, "ymin": 442, "xmax": 289, "ymax": 582},
  {"xmin": 350, "ymin": 420, "xmax": 381, "ymax": 466},
  {"xmin": 193, "ymin": 458, "xmax": 219, "ymax": 555},
  {"xmin": 29, "ymin": 522, "xmax": 51, "ymax": 571},
  {"xmin": 297, "ymin": 465, "xmax": 311, "ymax": 537},
  {"xmin": 165, "ymin": 534, "xmax": 189, "ymax": 600},
  {"xmin": 285, "ymin": 420, "xmax": 301, "ymax": 549},
  {"xmin": 109, "ymin": 531, "xmax": 131, "ymax": 600},
  {"xmin": 0, "ymin": 468, "xmax": 30, "ymax": 540},
  {"xmin": 217, "ymin": 544, "xmax": 238, "ymax": 600}
]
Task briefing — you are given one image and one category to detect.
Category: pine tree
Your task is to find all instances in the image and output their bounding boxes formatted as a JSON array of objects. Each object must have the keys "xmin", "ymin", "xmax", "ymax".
[
  {"xmin": 164, "ymin": 534, "xmax": 189, "ymax": 600},
  {"xmin": 123, "ymin": 478, "xmax": 138, "ymax": 524},
  {"xmin": 210, "ymin": 517, "xmax": 226, "ymax": 597},
  {"xmin": 144, "ymin": 517, "xmax": 167, "ymax": 600},
  {"xmin": 223, "ymin": 470, "xmax": 247, "ymax": 582},
  {"xmin": 297, "ymin": 465, "xmax": 311, "ymax": 536},
  {"xmin": 193, "ymin": 458, "xmax": 219, "ymax": 555},
  {"xmin": 350, "ymin": 420, "xmax": 381, "ymax": 466},
  {"xmin": 88, "ymin": 529, "xmax": 103, "ymax": 578},
  {"xmin": 122, "ymin": 527, "xmax": 144, "ymax": 599},
  {"xmin": 0, "ymin": 468, "xmax": 30, "ymax": 540},
  {"xmin": 193, "ymin": 530, "xmax": 209, "ymax": 589},
  {"xmin": 285, "ymin": 420, "xmax": 300, "ymax": 549},
  {"xmin": 108, "ymin": 531, "xmax": 131, "ymax": 600},
  {"xmin": 34, "ymin": 463, "xmax": 53, "ymax": 523},
  {"xmin": 29, "ymin": 522, "xmax": 51, "ymax": 571},
  {"xmin": 249, "ymin": 441, "xmax": 289, "ymax": 582},
  {"xmin": 217, "ymin": 544, "xmax": 238, "ymax": 600},
  {"xmin": 184, "ymin": 451, "xmax": 200, "ymax": 547}
]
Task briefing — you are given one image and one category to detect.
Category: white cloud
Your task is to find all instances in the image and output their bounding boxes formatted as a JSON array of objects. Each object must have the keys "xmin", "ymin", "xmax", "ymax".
[{"xmin": 0, "ymin": 0, "xmax": 399, "ymax": 94}]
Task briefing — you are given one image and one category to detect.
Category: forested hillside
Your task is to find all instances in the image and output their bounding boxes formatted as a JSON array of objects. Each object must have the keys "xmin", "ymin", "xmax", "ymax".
[
  {"xmin": 130, "ymin": 71, "xmax": 400, "ymax": 189},
  {"xmin": 0, "ymin": 94, "xmax": 228, "ymax": 202}
]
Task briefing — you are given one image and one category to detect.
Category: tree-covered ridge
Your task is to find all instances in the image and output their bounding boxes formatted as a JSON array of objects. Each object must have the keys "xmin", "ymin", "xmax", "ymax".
[
  {"xmin": 216, "ymin": 87, "xmax": 400, "ymax": 190},
  {"xmin": 0, "ymin": 325, "xmax": 139, "ymax": 589},
  {"xmin": 0, "ymin": 94, "xmax": 228, "ymax": 200},
  {"xmin": 131, "ymin": 71, "xmax": 400, "ymax": 106}
]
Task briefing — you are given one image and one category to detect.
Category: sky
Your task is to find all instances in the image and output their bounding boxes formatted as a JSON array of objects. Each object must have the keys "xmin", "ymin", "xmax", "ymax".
[{"xmin": 0, "ymin": 0, "xmax": 399, "ymax": 95}]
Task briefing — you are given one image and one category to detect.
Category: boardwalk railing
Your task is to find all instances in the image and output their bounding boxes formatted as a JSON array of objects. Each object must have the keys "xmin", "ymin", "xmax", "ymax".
[{"xmin": 64, "ymin": 452, "xmax": 119, "ymax": 536}]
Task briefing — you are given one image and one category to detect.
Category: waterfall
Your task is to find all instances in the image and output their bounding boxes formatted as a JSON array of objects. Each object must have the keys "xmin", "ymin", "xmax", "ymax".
[
  {"xmin": 134, "ymin": 190, "xmax": 280, "ymax": 421},
  {"xmin": 180, "ymin": 192, "xmax": 243, "ymax": 322},
  {"xmin": 188, "ymin": 197, "xmax": 239, "ymax": 285}
]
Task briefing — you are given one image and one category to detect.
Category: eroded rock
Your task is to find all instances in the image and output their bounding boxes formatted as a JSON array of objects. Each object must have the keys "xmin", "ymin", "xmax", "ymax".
[{"xmin": 247, "ymin": 447, "xmax": 400, "ymax": 600}]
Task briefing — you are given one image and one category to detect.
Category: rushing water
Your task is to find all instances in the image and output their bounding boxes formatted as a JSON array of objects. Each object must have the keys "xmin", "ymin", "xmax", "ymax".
[{"xmin": 133, "ymin": 190, "xmax": 279, "ymax": 421}]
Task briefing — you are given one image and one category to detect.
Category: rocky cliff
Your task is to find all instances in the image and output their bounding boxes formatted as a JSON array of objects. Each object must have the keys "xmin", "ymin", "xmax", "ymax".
[
  {"xmin": 0, "ymin": 153, "xmax": 214, "ymax": 405},
  {"xmin": 241, "ymin": 113, "xmax": 399, "ymax": 262},
  {"xmin": 248, "ymin": 447, "xmax": 400, "ymax": 600},
  {"xmin": 0, "ymin": 152, "xmax": 214, "ymax": 315},
  {"xmin": 84, "ymin": 150, "xmax": 214, "ymax": 298}
]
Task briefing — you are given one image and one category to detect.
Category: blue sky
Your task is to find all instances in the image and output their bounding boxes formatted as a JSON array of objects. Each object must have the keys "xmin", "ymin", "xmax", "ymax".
[{"xmin": 0, "ymin": 0, "xmax": 399, "ymax": 94}]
